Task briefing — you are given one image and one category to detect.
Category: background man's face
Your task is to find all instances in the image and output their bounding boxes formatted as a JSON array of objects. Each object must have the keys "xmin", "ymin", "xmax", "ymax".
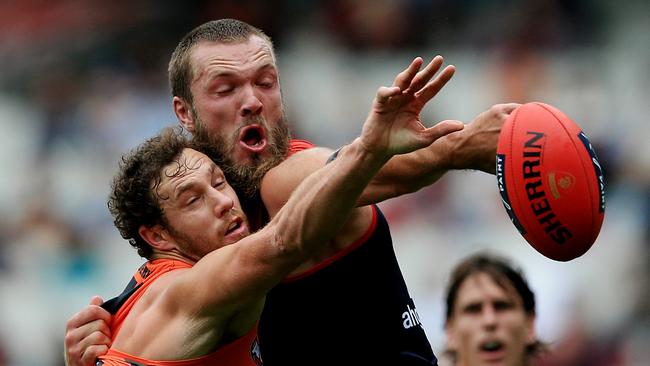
[{"xmin": 446, "ymin": 272, "xmax": 535, "ymax": 366}]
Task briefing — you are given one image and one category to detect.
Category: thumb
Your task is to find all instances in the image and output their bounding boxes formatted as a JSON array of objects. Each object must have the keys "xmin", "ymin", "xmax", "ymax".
[
  {"xmin": 89, "ymin": 295, "xmax": 104, "ymax": 306},
  {"xmin": 424, "ymin": 120, "xmax": 464, "ymax": 141}
]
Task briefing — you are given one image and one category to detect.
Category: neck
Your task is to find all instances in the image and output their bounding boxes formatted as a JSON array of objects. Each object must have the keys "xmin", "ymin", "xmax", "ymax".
[{"xmin": 149, "ymin": 250, "xmax": 196, "ymax": 266}]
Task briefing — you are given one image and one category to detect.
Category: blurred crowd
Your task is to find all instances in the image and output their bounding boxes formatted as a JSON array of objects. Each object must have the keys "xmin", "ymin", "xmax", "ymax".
[{"xmin": 0, "ymin": 1, "xmax": 649, "ymax": 365}]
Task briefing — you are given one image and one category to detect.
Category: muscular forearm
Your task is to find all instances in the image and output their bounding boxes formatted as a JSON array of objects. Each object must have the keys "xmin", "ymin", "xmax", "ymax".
[
  {"xmin": 359, "ymin": 104, "xmax": 518, "ymax": 205},
  {"xmin": 359, "ymin": 133, "xmax": 457, "ymax": 205},
  {"xmin": 272, "ymin": 139, "xmax": 388, "ymax": 255}
]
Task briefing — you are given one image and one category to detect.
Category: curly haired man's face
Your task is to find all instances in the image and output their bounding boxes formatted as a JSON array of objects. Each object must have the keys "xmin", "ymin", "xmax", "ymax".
[
  {"xmin": 157, "ymin": 148, "xmax": 250, "ymax": 260},
  {"xmin": 445, "ymin": 273, "xmax": 536, "ymax": 366}
]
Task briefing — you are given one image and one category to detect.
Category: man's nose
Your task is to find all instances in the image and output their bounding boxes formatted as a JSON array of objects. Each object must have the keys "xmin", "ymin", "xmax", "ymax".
[
  {"xmin": 481, "ymin": 306, "xmax": 498, "ymax": 329},
  {"xmin": 210, "ymin": 190, "xmax": 235, "ymax": 217},
  {"xmin": 240, "ymin": 86, "xmax": 263, "ymax": 117}
]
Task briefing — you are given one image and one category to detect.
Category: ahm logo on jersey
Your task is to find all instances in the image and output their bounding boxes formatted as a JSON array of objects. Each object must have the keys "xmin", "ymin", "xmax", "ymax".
[
  {"xmin": 250, "ymin": 337, "xmax": 263, "ymax": 366},
  {"xmin": 401, "ymin": 304, "xmax": 422, "ymax": 329}
]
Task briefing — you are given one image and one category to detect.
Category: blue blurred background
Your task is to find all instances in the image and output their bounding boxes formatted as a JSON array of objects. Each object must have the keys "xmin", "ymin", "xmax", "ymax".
[{"xmin": 0, "ymin": 1, "xmax": 648, "ymax": 365}]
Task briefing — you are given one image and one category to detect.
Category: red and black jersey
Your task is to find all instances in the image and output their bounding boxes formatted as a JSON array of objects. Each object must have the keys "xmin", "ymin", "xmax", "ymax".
[{"xmin": 258, "ymin": 205, "xmax": 437, "ymax": 365}]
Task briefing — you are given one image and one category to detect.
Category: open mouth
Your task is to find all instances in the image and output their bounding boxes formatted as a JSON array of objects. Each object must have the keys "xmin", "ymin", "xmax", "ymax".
[
  {"xmin": 226, "ymin": 217, "xmax": 243, "ymax": 235},
  {"xmin": 480, "ymin": 339, "xmax": 504, "ymax": 353},
  {"xmin": 238, "ymin": 125, "xmax": 267, "ymax": 153}
]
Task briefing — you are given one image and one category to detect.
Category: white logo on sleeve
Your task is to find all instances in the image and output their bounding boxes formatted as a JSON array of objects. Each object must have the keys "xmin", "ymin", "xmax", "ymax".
[{"xmin": 401, "ymin": 304, "xmax": 422, "ymax": 329}]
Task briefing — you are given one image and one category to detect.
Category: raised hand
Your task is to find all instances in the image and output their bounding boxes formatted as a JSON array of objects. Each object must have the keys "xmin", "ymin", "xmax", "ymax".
[{"xmin": 359, "ymin": 56, "xmax": 464, "ymax": 158}]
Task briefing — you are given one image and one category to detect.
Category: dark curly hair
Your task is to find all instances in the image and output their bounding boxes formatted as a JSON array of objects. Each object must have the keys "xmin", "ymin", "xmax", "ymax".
[
  {"xmin": 108, "ymin": 127, "xmax": 193, "ymax": 258},
  {"xmin": 444, "ymin": 252, "xmax": 547, "ymax": 362}
]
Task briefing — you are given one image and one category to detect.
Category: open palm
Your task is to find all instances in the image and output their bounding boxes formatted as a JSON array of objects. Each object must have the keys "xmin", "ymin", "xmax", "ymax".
[{"xmin": 360, "ymin": 56, "xmax": 464, "ymax": 157}]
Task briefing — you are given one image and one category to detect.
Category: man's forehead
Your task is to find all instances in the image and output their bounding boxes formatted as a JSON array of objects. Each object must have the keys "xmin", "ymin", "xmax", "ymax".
[
  {"xmin": 191, "ymin": 36, "xmax": 276, "ymax": 74},
  {"xmin": 160, "ymin": 149, "xmax": 217, "ymax": 186},
  {"xmin": 457, "ymin": 272, "xmax": 521, "ymax": 304}
]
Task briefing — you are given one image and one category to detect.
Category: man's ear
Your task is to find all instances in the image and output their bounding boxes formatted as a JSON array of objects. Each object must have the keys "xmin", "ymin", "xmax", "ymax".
[
  {"xmin": 445, "ymin": 320, "xmax": 458, "ymax": 350},
  {"xmin": 525, "ymin": 314, "xmax": 537, "ymax": 345},
  {"xmin": 139, "ymin": 225, "xmax": 176, "ymax": 251},
  {"xmin": 173, "ymin": 96, "xmax": 196, "ymax": 133}
]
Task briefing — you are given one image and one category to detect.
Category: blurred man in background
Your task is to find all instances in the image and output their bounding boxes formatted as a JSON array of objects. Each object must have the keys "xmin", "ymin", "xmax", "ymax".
[{"xmin": 443, "ymin": 252, "xmax": 546, "ymax": 366}]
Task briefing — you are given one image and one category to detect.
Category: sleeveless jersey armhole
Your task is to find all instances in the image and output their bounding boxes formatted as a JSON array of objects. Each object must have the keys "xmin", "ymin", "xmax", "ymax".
[{"xmin": 283, "ymin": 205, "xmax": 378, "ymax": 282}]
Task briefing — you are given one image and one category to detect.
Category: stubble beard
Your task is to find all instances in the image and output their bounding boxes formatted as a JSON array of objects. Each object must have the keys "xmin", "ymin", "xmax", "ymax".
[
  {"xmin": 164, "ymin": 207, "xmax": 249, "ymax": 260},
  {"xmin": 166, "ymin": 226, "xmax": 205, "ymax": 261}
]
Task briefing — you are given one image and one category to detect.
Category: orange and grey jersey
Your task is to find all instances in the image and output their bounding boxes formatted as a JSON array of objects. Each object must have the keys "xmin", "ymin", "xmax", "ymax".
[
  {"xmin": 97, "ymin": 259, "xmax": 262, "ymax": 366},
  {"xmin": 258, "ymin": 206, "xmax": 437, "ymax": 365}
]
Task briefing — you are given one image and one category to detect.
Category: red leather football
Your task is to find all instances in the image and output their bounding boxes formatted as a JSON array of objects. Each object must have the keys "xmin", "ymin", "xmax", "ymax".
[{"xmin": 496, "ymin": 102, "xmax": 605, "ymax": 261}]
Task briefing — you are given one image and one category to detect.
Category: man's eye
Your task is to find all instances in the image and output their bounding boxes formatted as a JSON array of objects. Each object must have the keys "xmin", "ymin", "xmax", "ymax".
[
  {"xmin": 464, "ymin": 304, "xmax": 482, "ymax": 314},
  {"xmin": 187, "ymin": 196, "xmax": 199, "ymax": 205},
  {"xmin": 216, "ymin": 86, "xmax": 234, "ymax": 94},
  {"xmin": 213, "ymin": 180, "xmax": 225, "ymax": 188},
  {"xmin": 257, "ymin": 79, "xmax": 274, "ymax": 88},
  {"xmin": 494, "ymin": 301, "xmax": 514, "ymax": 311}
]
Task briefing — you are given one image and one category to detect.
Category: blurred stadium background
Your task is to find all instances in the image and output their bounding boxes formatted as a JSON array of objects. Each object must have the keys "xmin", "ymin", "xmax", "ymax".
[{"xmin": 0, "ymin": 0, "xmax": 648, "ymax": 365}]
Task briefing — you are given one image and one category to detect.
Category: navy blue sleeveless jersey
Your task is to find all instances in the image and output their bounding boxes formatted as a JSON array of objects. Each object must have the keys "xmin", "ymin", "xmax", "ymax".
[{"xmin": 258, "ymin": 205, "xmax": 437, "ymax": 365}]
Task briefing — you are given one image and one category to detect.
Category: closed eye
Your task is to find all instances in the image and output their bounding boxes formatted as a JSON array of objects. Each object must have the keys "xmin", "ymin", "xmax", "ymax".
[
  {"xmin": 216, "ymin": 87, "xmax": 234, "ymax": 95},
  {"xmin": 187, "ymin": 195, "xmax": 200, "ymax": 206},
  {"xmin": 211, "ymin": 166, "xmax": 227, "ymax": 189},
  {"xmin": 256, "ymin": 74, "xmax": 277, "ymax": 88}
]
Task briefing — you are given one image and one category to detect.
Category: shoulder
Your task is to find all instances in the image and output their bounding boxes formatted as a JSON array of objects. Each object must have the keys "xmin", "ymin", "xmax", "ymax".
[
  {"xmin": 140, "ymin": 269, "xmax": 189, "ymax": 313},
  {"xmin": 261, "ymin": 147, "xmax": 334, "ymax": 217}
]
